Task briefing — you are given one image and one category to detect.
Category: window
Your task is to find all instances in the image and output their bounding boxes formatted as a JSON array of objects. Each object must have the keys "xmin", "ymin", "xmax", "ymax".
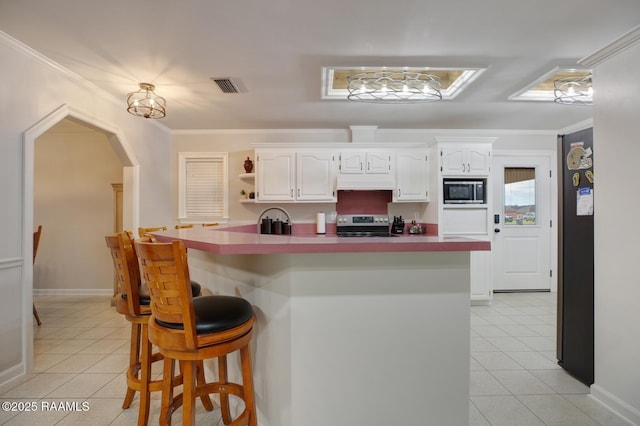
[
  {"xmin": 178, "ymin": 152, "xmax": 229, "ymax": 221},
  {"xmin": 504, "ymin": 167, "xmax": 536, "ymax": 226}
]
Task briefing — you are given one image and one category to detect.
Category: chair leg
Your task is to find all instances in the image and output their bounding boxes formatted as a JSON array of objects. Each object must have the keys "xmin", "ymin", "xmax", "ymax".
[
  {"xmin": 218, "ymin": 355, "xmax": 232, "ymax": 424},
  {"xmin": 196, "ymin": 361, "xmax": 214, "ymax": 411},
  {"xmin": 160, "ymin": 357, "xmax": 175, "ymax": 426},
  {"xmin": 138, "ymin": 324, "xmax": 152, "ymax": 426},
  {"xmin": 33, "ymin": 303, "xmax": 42, "ymax": 326},
  {"xmin": 181, "ymin": 360, "xmax": 197, "ymax": 426},
  {"xmin": 123, "ymin": 323, "xmax": 142, "ymax": 409},
  {"xmin": 240, "ymin": 345, "xmax": 258, "ymax": 426}
]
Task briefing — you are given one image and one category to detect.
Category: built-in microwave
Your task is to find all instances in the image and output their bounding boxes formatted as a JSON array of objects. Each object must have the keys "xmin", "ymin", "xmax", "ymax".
[{"xmin": 443, "ymin": 179, "xmax": 486, "ymax": 204}]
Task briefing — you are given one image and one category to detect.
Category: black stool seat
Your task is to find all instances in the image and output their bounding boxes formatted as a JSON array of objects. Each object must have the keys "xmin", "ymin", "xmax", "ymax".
[
  {"xmin": 156, "ymin": 295, "xmax": 254, "ymax": 334},
  {"xmin": 123, "ymin": 281, "xmax": 202, "ymax": 306}
]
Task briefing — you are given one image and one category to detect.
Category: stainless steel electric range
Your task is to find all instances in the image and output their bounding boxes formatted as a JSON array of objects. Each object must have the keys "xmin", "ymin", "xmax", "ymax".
[{"xmin": 336, "ymin": 214, "xmax": 391, "ymax": 237}]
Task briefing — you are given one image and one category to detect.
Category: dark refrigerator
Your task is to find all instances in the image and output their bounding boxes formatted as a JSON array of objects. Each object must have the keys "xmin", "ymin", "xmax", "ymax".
[{"xmin": 557, "ymin": 127, "xmax": 594, "ymax": 385}]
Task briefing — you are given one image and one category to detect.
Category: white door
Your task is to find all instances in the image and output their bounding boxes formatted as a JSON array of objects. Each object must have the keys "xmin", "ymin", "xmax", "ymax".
[{"xmin": 492, "ymin": 154, "xmax": 552, "ymax": 291}]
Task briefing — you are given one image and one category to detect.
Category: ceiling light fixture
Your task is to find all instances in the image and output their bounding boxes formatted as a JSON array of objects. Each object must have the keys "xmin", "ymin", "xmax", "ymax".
[
  {"xmin": 126, "ymin": 83, "xmax": 166, "ymax": 119},
  {"xmin": 347, "ymin": 71, "xmax": 442, "ymax": 103},
  {"xmin": 553, "ymin": 75, "xmax": 593, "ymax": 106}
]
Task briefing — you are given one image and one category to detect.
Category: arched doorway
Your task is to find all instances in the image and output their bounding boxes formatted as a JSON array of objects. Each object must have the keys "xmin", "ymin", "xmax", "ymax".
[{"xmin": 22, "ymin": 104, "xmax": 140, "ymax": 370}]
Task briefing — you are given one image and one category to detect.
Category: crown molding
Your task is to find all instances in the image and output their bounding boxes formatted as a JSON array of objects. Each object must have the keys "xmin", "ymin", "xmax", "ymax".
[
  {"xmin": 580, "ymin": 25, "xmax": 640, "ymax": 68},
  {"xmin": 1, "ymin": 30, "xmax": 169, "ymax": 134}
]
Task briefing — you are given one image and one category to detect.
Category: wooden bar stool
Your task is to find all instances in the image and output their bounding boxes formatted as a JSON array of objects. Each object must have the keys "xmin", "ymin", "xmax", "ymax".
[
  {"xmin": 106, "ymin": 232, "xmax": 211, "ymax": 426},
  {"xmin": 33, "ymin": 225, "xmax": 43, "ymax": 326},
  {"xmin": 134, "ymin": 239, "xmax": 257, "ymax": 426}
]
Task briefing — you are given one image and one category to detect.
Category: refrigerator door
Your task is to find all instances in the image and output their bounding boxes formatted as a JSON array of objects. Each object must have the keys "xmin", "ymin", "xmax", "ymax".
[{"xmin": 557, "ymin": 127, "xmax": 594, "ymax": 386}]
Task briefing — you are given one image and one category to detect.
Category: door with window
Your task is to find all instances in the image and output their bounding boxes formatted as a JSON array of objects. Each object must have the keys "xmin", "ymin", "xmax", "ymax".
[{"xmin": 492, "ymin": 154, "xmax": 552, "ymax": 291}]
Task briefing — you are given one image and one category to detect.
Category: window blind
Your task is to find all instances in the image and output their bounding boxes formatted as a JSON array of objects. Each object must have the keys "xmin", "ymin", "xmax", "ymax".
[{"xmin": 185, "ymin": 157, "xmax": 225, "ymax": 217}]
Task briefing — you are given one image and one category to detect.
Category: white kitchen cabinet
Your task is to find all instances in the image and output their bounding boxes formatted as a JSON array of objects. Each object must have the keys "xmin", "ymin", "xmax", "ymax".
[
  {"xmin": 440, "ymin": 144, "xmax": 491, "ymax": 176},
  {"xmin": 256, "ymin": 149, "xmax": 336, "ymax": 202},
  {"xmin": 430, "ymin": 137, "xmax": 495, "ymax": 304},
  {"xmin": 470, "ymin": 251, "xmax": 493, "ymax": 305},
  {"xmin": 256, "ymin": 151, "xmax": 295, "ymax": 201},
  {"xmin": 296, "ymin": 151, "xmax": 336, "ymax": 201},
  {"xmin": 395, "ymin": 150, "xmax": 429, "ymax": 202},
  {"xmin": 340, "ymin": 150, "xmax": 392, "ymax": 175}
]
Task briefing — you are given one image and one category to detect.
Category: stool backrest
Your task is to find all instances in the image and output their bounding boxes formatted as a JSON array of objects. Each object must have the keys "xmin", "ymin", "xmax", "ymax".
[
  {"xmin": 138, "ymin": 226, "xmax": 167, "ymax": 238},
  {"xmin": 175, "ymin": 224, "xmax": 194, "ymax": 229},
  {"xmin": 105, "ymin": 232, "xmax": 144, "ymax": 316},
  {"xmin": 134, "ymin": 239, "xmax": 198, "ymax": 350},
  {"xmin": 33, "ymin": 225, "xmax": 42, "ymax": 264}
]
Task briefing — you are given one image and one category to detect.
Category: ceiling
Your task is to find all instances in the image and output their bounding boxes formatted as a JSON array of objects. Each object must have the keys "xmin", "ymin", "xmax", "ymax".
[{"xmin": 2, "ymin": 0, "xmax": 639, "ymax": 131}]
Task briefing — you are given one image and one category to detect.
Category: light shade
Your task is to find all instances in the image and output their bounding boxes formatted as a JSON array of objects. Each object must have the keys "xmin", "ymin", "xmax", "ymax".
[
  {"xmin": 553, "ymin": 75, "xmax": 593, "ymax": 106},
  {"xmin": 347, "ymin": 71, "xmax": 442, "ymax": 103},
  {"xmin": 126, "ymin": 83, "xmax": 166, "ymax": 118}
]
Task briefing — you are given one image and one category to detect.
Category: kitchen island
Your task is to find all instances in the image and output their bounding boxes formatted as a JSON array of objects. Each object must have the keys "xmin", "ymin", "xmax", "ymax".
[{"xmin": 153, "ymin": 225, "xmax": 490, "ymax": 426}]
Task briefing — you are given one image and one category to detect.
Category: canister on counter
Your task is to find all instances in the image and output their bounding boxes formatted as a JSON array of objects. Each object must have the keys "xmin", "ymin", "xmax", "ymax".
[
  {"xmin": 260, "ymin": 217, "xmax": 272, "ymax": 234},
  {"xmin": 272, "ymin": 218, "xmax": 283, "ymax": 235},
  {"xmin": 282, "ymin": 220, "xmax": 292, "ymax": 235}
]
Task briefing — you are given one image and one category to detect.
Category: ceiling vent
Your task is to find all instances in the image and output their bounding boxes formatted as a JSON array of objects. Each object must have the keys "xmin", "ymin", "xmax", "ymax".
[{"xmin": 211, "ymin": 77, "xmax": 240, "ymax": 94}]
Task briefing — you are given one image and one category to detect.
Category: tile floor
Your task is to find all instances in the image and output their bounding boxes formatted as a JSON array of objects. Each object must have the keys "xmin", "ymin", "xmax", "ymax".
[
  {"xmin": 0, "ymin": 293, "xmax": 633, "ymax": 425},
  {"xmin": 470, "ymin": 292, "xmax": 632, "ymax": 426}
]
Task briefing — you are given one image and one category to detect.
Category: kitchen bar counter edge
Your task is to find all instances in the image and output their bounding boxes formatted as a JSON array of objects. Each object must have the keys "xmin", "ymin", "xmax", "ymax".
[{"xmin": 152, "ymin": 224, "xmax": 490, "ymax": 254}]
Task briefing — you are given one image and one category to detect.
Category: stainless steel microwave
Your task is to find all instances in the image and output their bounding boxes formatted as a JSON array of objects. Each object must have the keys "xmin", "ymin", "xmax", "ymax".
[{"xmin": 443, "ymin": 179, "xmax": 486, "ymax": 204}]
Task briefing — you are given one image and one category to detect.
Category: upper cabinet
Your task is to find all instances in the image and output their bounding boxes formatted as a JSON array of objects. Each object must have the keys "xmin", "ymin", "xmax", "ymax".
[
  {"xmin": 394, "ymin": 150, "xmax": 429, "ymax": 202},
  {"xmin": 256, "ymin": 150, "xmax": 296, "ymax": 201},
  {"xmin": 256, "ymin": 149, "xmax": 336, "ymax": 202},
  {"xmin": 296, "ymin": 151, "xmax": 337, "ymax": 201},
  {"xmin": 440, "ymin": 144, "xmax": 491, "ymax": 176},
  {"xmin": 254, "ymin": 144, "xmax": 432, "ymax": 203},
  {"xmin": 339, "ymin": 150, "xmax": 392, "ymax": 175}
]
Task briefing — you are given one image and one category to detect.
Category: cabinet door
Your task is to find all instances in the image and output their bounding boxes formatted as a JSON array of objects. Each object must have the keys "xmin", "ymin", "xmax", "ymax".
[
  {"xmin": 256, "ymin": 151, "xmax": 295, "ymax": 201},
  {"xmin": 441, "ymin": 144, "xmax": 491, "ymax": 176},
  {"xmin": 340, "ymin": 151, "xmax": 366, "ymax": 174},
  {"xmin": 297, "ymin": 152, "xmax": 336, "ymax": 201},
  {"xmin": 366, "ymin": 151, "xmax": 392, "ymax": 174},
  {"xmin": 466, "ymin": 145, "xmax": 491, "ymax": 175},
  {"xmin": 440, "ymin": 146, "xmax": 466, "ymax": 175},
  {"xmin": 395, "ymin": 150, "xmax": 428, "ymax": 201},
  {"xmin": 470, "ymin": 251, "xmax": 493, "ymax": 304}
]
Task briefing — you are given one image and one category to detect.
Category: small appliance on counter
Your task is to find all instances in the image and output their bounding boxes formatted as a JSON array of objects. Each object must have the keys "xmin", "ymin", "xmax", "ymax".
[{"xmin": 391, "ymin": 216, "xmax": 405, "ymax": 234}]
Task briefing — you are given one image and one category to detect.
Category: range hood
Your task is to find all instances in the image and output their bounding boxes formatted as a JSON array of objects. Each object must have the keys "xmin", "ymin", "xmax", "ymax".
[{"xmin": 336, "ymin": 174, "xmax": 395, "ymax": 190}]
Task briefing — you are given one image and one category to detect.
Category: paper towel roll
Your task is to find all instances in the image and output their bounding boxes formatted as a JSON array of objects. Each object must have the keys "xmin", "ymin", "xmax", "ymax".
[{"xmin": 316, "ymin": 212, "xmax": 326, "ymax": 234}]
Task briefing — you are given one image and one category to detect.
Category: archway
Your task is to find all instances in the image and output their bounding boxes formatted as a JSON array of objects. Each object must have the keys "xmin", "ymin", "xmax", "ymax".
[{"xmin": 22, "ymin": 104, "xmax": 140, "ymax": 370}]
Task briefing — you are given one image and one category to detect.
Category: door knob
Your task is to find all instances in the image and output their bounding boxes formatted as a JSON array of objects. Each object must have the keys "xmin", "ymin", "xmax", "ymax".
[{"xmin": 494, "ymin": 228, "xmax": 501, "ymax": 233}]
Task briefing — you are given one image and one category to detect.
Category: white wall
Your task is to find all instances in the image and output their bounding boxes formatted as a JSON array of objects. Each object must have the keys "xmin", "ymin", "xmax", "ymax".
[
  {"xmin": 34, "ymin": 120, "xmax": 122, "ymax": 292},
  {"xmin": 171, "ymin": 129, "xmax": 557, "ymax": 224},
  {"xmin": 0, "ymin": 33, "xmax": 172, "ymax": 384},
  {"xmin": 590, "ymin": 40, "xmax": 640, "ymax": 423}
]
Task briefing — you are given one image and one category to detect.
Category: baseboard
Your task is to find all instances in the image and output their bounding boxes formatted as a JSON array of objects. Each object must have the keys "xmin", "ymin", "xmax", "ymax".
[
  {"xmin": 590, "ymin": 384, "xmax": 640, "ymax": 425},
  {"xmin": 0, "ymin": 363, "xmax": 26, "ymax": 389},
  {"xmin": 33, "ymin": 288, "xmax": 113, "ymax": 296}
]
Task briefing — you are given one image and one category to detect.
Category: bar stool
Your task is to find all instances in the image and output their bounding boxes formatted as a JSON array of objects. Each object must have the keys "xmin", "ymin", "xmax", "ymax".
[
  {"xmin": 138, "ymin": 226, "xmax": 168, "ymax": 238},
  {"xmin": 134, "ymin": 239, "xmax": 257, "ymax": 426},
  {"xmin": 105, "ymin": 232, "xmax": 211, "ymax": 426},
  {"xmin": 33, "ymin": 225, "xmax": 43, "ymax": 326}
]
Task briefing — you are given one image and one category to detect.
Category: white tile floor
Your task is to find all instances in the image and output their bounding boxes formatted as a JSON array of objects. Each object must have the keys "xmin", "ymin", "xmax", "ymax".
[
  {"xmin": 470, "ymin": 292, "xmax": 632, "ymax": 426},
  {"xmin": 0, "ymin": 293, "xmax": 632, "ymax": 425}
]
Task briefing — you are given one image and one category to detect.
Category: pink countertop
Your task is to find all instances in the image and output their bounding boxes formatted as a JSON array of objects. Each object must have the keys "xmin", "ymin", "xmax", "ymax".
[{"xmin": 152, "ymin": 224, "xmax": 491, "ymax": 255}]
